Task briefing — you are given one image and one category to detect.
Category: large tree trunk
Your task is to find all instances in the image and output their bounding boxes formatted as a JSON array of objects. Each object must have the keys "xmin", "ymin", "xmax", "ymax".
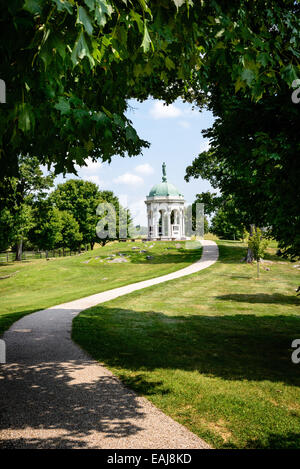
[
  {"xmin": 244, "ymin": 224, "xmax": 255, "ymax": 263},
  {"xmin": 15, "ymin": 237, "xmax": 23, "ymax": 261}
]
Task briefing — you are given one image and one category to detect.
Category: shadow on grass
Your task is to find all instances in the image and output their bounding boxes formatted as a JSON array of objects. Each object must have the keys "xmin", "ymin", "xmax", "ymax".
[
  {"xmin": 224, "ymin": 432, "xmax": 300, "ymax": 449},
  {"xmin": 216, "ymin": 293, "xmax": 300, "ymax": 306},
  {"xmin": 216, "ymin": 242, "xmax": 289, "ymax": 265},
  {"xmin": 73, "ymin": 307, "xmax": 300, "ymax": 388},
  {"xmin": 215, "ymin": 243, "xmax": 246, "ymax": 264},
  {"xmin": 98, "ymin": 249, "xmax": 202, "ymax": 266}
]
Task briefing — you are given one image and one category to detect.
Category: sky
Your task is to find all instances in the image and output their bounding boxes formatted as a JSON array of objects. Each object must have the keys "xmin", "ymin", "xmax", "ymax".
[{"xmin": 54, "ymin": 98, "xmax": 215, "ymax": 226}]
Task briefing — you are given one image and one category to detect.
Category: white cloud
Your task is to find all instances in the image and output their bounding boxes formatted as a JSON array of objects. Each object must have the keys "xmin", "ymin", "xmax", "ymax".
[
  {"xmin": 178, "ymin": 120, "xmax": 190, "ymax": 129},
  {"xmin": 113, "ymin": 172, "xmax": 144, "ymax": 186},
  {"xmin": 149, "ymin": 101, "xmax": 182, "ymax": 119},
  {"xmin": 76, "ymin": 157, "xmax": 102, "ymax": 171},
  {"xmin": 134, "ymin": 163, "xmax": 154, "ymax": 175},
  {"xmin": 85, "ymin": 175, "xmax": 103, "ymax": 186}
]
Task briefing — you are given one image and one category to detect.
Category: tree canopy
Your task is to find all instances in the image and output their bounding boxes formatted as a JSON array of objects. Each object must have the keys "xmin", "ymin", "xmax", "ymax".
[
  {"xmin": 1, "ymin": 0, "xmax": 299, "ymax": 178},
  {"xmin": 0, "ymin": 156, "xmax": 54, "ymax": 257},
  {"xmin": 186, "ymin": 90, "xmax": 300, "ymax": 257},
  {"xmin": 1, "ymin": 0, "xmax": 299, "ymax": 255},
  {"xmin": 50, "ymin": 179, "xmax": 127, "ymax": 248}
]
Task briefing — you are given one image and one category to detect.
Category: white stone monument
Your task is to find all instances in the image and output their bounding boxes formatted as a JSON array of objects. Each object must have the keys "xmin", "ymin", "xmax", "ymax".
[{"xmin": 145, "ymin": 163, "xmax": 185, "ymax": 240}]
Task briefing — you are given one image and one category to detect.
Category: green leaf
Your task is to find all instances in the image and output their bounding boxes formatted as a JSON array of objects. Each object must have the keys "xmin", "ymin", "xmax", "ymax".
[
  {"xmin": 257, "ymin": 52, "xmax": 270, "ymax": 67},
  {"xmin": 18, "ymin": 104, "xmax": 34, "ymax": 133},
  {"xmin": 130, "ymin": 11, "xmax": 143, "ymax": 33},
  {"xmin": 235, "ymin": 77, "xmax": 246, "ymax": 93},
  {"xmin": 53, "ymin": 0, "xmax": 73, "ymax": 14},
  {"xmin": 54, "ymin": 97, "xmax": 71, "ymax": 115},
  {"xmin": 84, "ymin": 0, "xmax": 95, "ymax": 11},
  {"xmin": 101, "ymin": 106, "xmax": 113, "ymax": 118},
  {"xmin": 125, "ymin": 126, "xmax": 137, "ymax": 141},
  {"xmin": 92, "ymin": 111, "xmax": 109, "ymax": 125},
  {"xmin": 141, "ymin": 23, "xmax": 152, "ymax": 53},
  {"xmin": 113, "ymin": 113, "xmax": 125, "ymax": 129},
  {"xmin": 95, "ymin": 0, "xmax": 113, "ymax": 28},
  {"xmin": 281, "ymin": 64, "xmax": 298, "ymax": 86},
  {"xmin": 165, "ymin": 56, "xmax": 175, "ymax": 70},
  {"xmin": 71, "ymin": 31, "xmax": 95, "ymax": 67},
  {"xmin": 137, "ymin": 0, "xmax": 152, "ymax": 16},
  {"xmin": 241, "ymin": 68, "xmax": 256, "ymax": 86},
  {"xmin": 52, "ymin": 37, "xmax": 66, "ymax": 60},
  {"xmin": 23, "ymin": 0, "xmax": 43, "ymax": 14},
  {"xmin": 77, "ymin": 6, "xmax": 94, "ymax": 36}
]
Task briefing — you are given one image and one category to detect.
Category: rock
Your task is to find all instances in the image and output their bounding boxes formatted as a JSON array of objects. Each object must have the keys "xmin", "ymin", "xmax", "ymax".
[
  {"xmin": 107, "ymin": 257, "xmax": 128, "ymax": 263},
  {"xmin": 146, "ymin": 255, "xmax": 154, "ymax": 260},
  {"xmin": 140, "ymin": 250, "xmax": 147, "ymax": 253},
  {"xmin": 293, "ymin": 265, "xmax": 300, "ymax": 268},
  {"xmin": 175, "ymin": 244, "xmax": 181, "ymax": 249}
]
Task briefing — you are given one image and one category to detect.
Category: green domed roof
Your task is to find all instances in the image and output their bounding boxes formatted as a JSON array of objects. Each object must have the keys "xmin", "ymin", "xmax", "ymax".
[
  {"xmin": 148, "ymin": 162, "xmax": 183, "ymax": 197},
  {"xmin": 149, "ymin": 182, "xmax": 182, "ymax": 197}
]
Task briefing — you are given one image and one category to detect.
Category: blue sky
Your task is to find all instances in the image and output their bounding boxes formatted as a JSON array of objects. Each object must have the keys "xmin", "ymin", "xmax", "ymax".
[{"xmin": 54, "ymin": 98, "xmax": 215, "ymax": 225}]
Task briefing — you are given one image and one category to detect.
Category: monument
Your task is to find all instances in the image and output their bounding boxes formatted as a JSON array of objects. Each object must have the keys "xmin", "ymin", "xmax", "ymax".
[{"xmin": 145, "ymin": 163, "xmax": 185, "ymax": 240}]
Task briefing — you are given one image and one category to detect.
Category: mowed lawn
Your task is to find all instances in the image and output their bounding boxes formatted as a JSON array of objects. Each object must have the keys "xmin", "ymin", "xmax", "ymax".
[
  {"xmin": 0, "ymin": 240, "xmax": 201, "ymax": 335},
  {"xmin": 73, "ymin": 240, "xmax": 300, "ymax": 449}
]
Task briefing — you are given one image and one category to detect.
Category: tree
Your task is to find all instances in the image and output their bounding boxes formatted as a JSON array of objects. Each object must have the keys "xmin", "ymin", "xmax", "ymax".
[
  {"xmin": 248, "ymin": 227, "xmax": 268, "ymax": 278},
  {"xmin": 51, "ymin": 180, "xmax": 102, "ymax": 249},
  {"xmin": 193, "ymin": 191, "xmax": 223, "ymax": 217},
  {"xmin": 58, "ymin": 211, "xmax": 82, "ymax": 251},
  {"xmin": 51, "ymin": 179, "xmax": 130, "ymax": 248},
  {"xmin": 0, "ymin": 204, "xmax": 34, "ymax": 257},
  {"xmin": 29, "ymin": 203, "xmax": 62, "ymax": 251},
  {"xmin": 1, "ymin": 1, "xmax": 298, "ymax": 179},
  {"xmin": 0, "ymin": 156, "xmax": 54, "ymax": 259},
  {"xmin": 193, "ymin": 191, "xmax": 246, "ymax": 240},
  {"xmin": 185, "ymin": 89, "xmax": 300, "ymax": 258},
  {"xmin": 211, "ymin": 209, "xmax": 244, "ymax": 241}
]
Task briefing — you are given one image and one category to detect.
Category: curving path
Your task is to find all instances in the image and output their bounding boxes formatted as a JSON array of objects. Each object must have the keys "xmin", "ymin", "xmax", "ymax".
[{"xmin": 0, "ymin": 240, "xmax": 218, "ymax": 449}]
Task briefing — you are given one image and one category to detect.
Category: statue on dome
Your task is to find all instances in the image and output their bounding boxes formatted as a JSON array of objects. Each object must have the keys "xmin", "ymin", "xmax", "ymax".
[{"xmin": 162, "ymin": 162, "xmax": 167, "ymax": 182}]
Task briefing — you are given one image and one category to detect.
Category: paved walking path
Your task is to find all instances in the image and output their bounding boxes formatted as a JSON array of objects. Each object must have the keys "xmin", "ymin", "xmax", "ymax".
[{"xmin": 0, "ymin": 240, "xmax": 218, "ymax": 449}]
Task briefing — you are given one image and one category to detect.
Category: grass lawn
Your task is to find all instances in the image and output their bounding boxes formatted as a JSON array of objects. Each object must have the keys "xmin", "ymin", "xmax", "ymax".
[
  {"xmin": 73, "ymin": 239, "xmax": 300, "ymax": 449},
  {"xmin": 0, "ymin": 240, "xmax": 201, "ymax": 336}
]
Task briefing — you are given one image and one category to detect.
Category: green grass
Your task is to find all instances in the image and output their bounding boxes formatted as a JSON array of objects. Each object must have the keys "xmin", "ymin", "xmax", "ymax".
[
  {"xmin": 73, "ymin": 240, "xmax": 300, "ymax": 449},
  {"xmin": 0, "ymin": 240, "xmax": 201, "ymax": 335}
]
